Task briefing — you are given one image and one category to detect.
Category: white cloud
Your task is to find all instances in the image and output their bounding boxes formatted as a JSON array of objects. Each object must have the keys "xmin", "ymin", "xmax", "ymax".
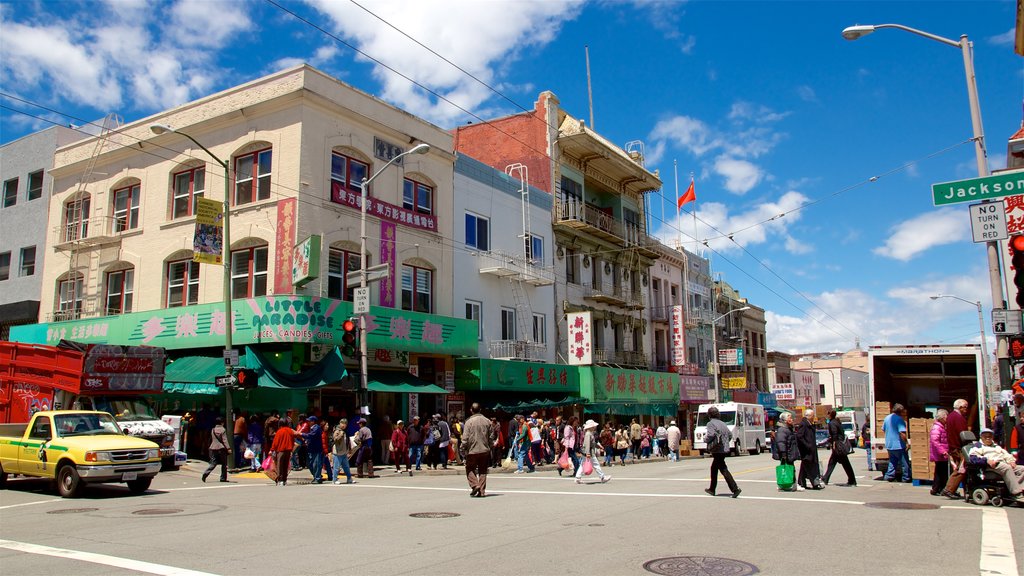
[
  {"xmin": 713, "ymin": 156, "xmax": 762, "ymax": 194},
  {"xmin": 873, "ymin": 208, "xmax": 970, "ymax": 261},
  {"xmin": 302, "ymin": 0, "xmax": 584, "ymax": 124},
  {"xmin": 989, "ymin": 29, "xmax": 1015, "ymax": 46},
  {"xmin": 648, "ymin": 115, "xmax": 719, "ymax": 157},
  {"xmin": 655, "ymin": 190, "xmax": 808, "ymax": 252},
  {"xmin": 796, "ymin": 85, "xmax": 817, "ymax": 103},
  {"xmin": 784, "ymin": 235, "xmax": 813, "ymax": 255},
  {"xmin": 0, "ymin": 1, "xmax": 252, "ymax": 113}
]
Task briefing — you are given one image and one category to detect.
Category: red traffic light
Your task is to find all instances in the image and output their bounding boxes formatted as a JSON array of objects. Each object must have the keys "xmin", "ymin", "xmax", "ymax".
[
  {"xmin": 341, "ymin": 317, "xmax": 359, "ymax": 357},
  {"xmin": 342, "ymin": 319, "xmax": 356, "ymax": 332}
]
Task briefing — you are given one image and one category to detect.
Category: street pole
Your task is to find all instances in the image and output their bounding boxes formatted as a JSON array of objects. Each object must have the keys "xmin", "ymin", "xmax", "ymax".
[
  {"xmin": 711, "ymin": 306, "xmax": 749, "ymax": 403},
  {"xmin": 356, "ymin": 143, "xmax": 430, "ymax": 415},
  {"xmin": 150, "ymin": 124, "xmax": 234, "ymax": 466},
  {"xmin": 843, "ymin": 24, "xmax": 1003, "ymax": 420}
]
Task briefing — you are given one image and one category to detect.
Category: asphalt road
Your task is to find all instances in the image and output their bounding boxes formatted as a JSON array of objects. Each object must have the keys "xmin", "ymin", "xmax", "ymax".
[{"xmin": 1, "ymin": 451, "xmax": 1021, "ymax": 576}]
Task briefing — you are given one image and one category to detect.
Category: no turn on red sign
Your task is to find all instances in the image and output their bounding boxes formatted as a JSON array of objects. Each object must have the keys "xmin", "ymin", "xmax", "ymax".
[{"xmin": 969, "ymin": 201, "xmax": 1008, "ymax": 243}]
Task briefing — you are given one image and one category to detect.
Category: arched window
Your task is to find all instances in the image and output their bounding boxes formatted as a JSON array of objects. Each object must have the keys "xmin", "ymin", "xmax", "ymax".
[
  {"xmin": 230, "ymin": 238, "xmax": 269, "ymax": 299},
  {"xmin": 403, "ymin": 174, "xmax": 434, "ymax": 215},
  {"xmin": 330, "ymin": 147, "xmax": 370, "ymax": 204},
  {"xmin": 400, "ymin": 258, "xmax": 434, "ymax": 313},
  {"xmin": 171, "ymin": 161, "xmax": 205, "ymax": 219},
  {"xmin": 165, "ymin": 250, "xmax": 199, "ymax": 308},
  {"xmin": 62, "ymin": 194, "xmax": 90, "ymax": 242},
  {"xmin": 110, "ymin": 178, "xmax": 141, "ymax": 232},
  {"xmin": 233, "ymin": 142, "xmax": 272, "ymax": 206},
  {"xmin": 104, "ymin": 263, "xmax": 134, "ymax": 315},
  {"xmin": 327, "ymin": 241, "xmax": 367, "ymax": 301},
  {"xmin": 55, "ymin": 272, "xmax": 84, "ymax": 320}
]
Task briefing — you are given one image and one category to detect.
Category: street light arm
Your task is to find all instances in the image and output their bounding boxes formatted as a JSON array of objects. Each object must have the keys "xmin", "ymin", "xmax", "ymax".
[
  {"xmin": 150, "ymin": 124, "xmax": 227, "ymax": 168},
  {"xmin": 846, "ymin": 23, "xmax": 961, "ymax": 48},
  {"xmin": 361, "ymin": 143, "xmax": 430, "ymax": 189}
]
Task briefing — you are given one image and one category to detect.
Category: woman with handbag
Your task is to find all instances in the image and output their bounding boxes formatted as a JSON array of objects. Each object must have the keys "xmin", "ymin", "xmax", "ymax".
[
  {"xmin": 559, "ymin": 416, "xmax": 580, "ymax": 476},
  {"xmin": 774, "ymin": 412, "xmax": 801, "ymax": 491},
  {"xmin": 202, "ymin": 416, "xmax": 230, "ymax": 482},
  {"xmin": 614, "ymin": 425, "xmax": 630, "ymax": 466},
  {"xmin": 574, "ymin": 420, "xmax": 610, "ymax": 484},
  {"xmin": 822, "ymin": 409, "xmax": 857, "ymax": 487}
]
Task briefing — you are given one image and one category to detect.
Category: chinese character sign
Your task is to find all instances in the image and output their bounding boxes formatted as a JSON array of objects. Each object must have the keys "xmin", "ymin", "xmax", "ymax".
[
  {"xmin": 567, "ymin": 311, "xmax": 592, "ymax": 365},
  {"xmin": 379, "ymin": 221, "xmax": 396, "ymax": 307},
  {"xmin": 192, "ymin": 198, "xmax": 224, "ymax": 264},
  {"xmin": 292, "ymin": 234, "xmax": 321, "ymax": 288},
  {"xmin": 671, "ymin": 304, "xmax": 686, "ymax": 366}
]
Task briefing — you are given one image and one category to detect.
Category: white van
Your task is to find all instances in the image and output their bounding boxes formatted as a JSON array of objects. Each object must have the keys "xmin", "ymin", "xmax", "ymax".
[
  {"xmin": 836, "ymin": 410, "xmax": 865, "ymax": 446},
  {"xmin": 693, "ymin": 402, "xmax": 766, "ymax": 456}
]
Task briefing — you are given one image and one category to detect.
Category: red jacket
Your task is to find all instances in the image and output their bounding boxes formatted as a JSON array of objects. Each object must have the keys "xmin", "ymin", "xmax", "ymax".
[
  {"xmin": 945, "ymin": 409, "xmax": 967, "ymax": 454},
  {"xmin": 271, "ymin": 427, "xmax": 298, "ymax": 452}
]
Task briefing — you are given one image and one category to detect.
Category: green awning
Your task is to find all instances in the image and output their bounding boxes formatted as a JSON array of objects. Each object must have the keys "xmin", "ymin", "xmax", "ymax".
[
  {"xmin": 367, "ymin": 371, "xmax": 447, "ymax": 394},
  {"xmin": 163, "ymin": 347, "xmax": 345, "ymax": 394},
  {"xmin": 164, "ymin": 382, "xmax": 221, "ymax": 395},
  {"xmin": 164, "ymin": 356, "xmax": 226, "ymax": 388}
]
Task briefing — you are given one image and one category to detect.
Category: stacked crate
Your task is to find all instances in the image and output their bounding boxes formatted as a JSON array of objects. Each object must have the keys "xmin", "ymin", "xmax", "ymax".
[
  {"xmin": 909, "ymin": 418, "xmax": 934, "ymax": 481},
  {"xmin": 874, "ymin": 401, "xmax": 890, "ymax": 462}
]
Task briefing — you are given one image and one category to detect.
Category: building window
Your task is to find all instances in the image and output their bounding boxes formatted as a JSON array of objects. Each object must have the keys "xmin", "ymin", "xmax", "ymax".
[
  {"xmin": 533, "ymin": 313, "xmax": 546, "ymax": 344},
  {"xmin": 614, "ymin": 323, "xmax": 624, "ymax": 352},
  {"xmin": 633, "ymin": 327, "xmax": 643, "ymax": 352},
  {"xmin": 166, "ymin": 259, "xmax": 200, "ymax": 308},
  {"xmin": 173, "ymin": 166, "xmax": 205, "ymax": 218},
  {"xmin": 27, "ymin": 170, "xmax": 43, "ymax": 201},
  {"xmin": 465, "ymin": 212, "xmax": 489, "ymax": 251},
  {"xmin": 403, "ymin": 178, "xmax": 432, "ymax": 215},
  {"xmin": 465, "ymin": 300, "xmax": 482, "ymax": 341},
  {"xmin": 105, "ymin": 269, "xmax": 134, "ymax": 314},
  {"xmin": 0, "ymin": 252, "xmax": 10, "ymax": 281},
  {"xmin": 525, "ymin": 234, "xmax": 543, "ymax": 262},
  {"xmin": 401, "ymin": 265, "xmax": 432, "ymax": 313},
  {"xmin": 2, "ymin": 178, "xmax": 17, "ymax": 207},
  {"xmin": 565, "ymin": 247, "xmax": 577, "ymax": 284},
  {"xmin": 234, "ymin": 149, "xmax": 272, "ymax": 205},
  {"xmin": 330, "ymin": 152, "xmax": 369, "ymax": 202},
  {"xmin": 230, "ymin": 246, "xmax": 268, "ymax": 299},
  {"xmin": 327, "ymin": 248, "xmax": 362, "ymax": 301},
  {"xmin": 500, "ymin": 308, "xmax": 516, "ymax": 340},
  {"xmin": 19, "ymin": 246, "xmax": 35, "ymax": 277},
  {"xmin": 560, "ymin": 176, "xmax": 582, "ymax": 200},
  {"xmin": 58, "ymin": 276, "xmax": 84, "ymax": 317},
  {"xmin": 63, "ymin": 196, "xmax": 90, "ymax": 242},
  {"xmin": 112, "ymin": 184, "xmax": 140, "ymax": 232}
]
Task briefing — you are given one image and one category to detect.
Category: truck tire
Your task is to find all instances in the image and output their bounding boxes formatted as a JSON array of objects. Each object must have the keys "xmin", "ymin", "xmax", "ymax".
[
  {"xmin": 127, "ymin": 477, "xmax": 153, "ymax": 495},
  {"xmin": 731, "ymin": 442, "xmax": 740, "ymax": 457},
  {"xmin": 750, "ymin": 440, "xmax": 761, "ymax": 456},
  {"xmin": 57, "ymin": 464, "xmax": 83, "ymax": 498}
]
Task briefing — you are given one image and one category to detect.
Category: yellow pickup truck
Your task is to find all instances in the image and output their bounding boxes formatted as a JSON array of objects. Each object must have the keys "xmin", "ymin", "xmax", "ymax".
[{"xmin": 0, "ymin": 410, "xmax": 161, "ymax": 497}]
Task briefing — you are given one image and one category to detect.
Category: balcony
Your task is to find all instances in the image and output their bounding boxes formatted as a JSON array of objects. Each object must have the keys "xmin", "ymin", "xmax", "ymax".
[
  {"xmin": 592, "ymin": 348, "xmax": 648, "ymax": 367},
  {"xmin": 48, "ymin": 309, "xmax": 84, "ymax": 322},
  {"xmin": 580, "ymin": 282, "xmax": 626, "ymax": 307},
  {"xmin": 488, "ymin": 340, "xmax": 546, "ymax": 361},
  {"xmin": 53, "ymin": 216, "xmax": 123, "ymax": 250},
  {"xmin": 651, "ymin": 306, "xmax": 670, "ymax": 323},
  {"xmin": 552, "ymin": 197, "xmax": 660, "ymax": 259},
  {"xmin": 477, "ymin": 250, "xmax": 554, "ymax": 286},
  {"xmin": 624, "ymin": 290, "xmax": 647, "ymax": 310}
]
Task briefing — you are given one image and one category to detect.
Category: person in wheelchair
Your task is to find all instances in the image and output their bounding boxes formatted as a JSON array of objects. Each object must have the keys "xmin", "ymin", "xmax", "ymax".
[{"xmin": 967, "ymin": 428, "xmax": 1024, "ymax": 501}]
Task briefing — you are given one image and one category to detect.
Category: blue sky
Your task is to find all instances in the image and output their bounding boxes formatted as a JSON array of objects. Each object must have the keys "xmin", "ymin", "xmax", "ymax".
[{"xmin": 1, "ymin": 0, "xmax": 1021, "ymax": 354}]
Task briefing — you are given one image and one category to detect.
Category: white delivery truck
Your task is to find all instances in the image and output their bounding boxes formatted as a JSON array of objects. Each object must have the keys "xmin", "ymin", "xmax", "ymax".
[
  {"xmin": 693, "ymin": 402, "xmax": 766, "ymax": 456},
  {"xmin": 836, "ymin": 409, "xmax": 865, "ymax": 446},
  {"xmin": 867, "ymin": 344, "xmax": 985, "ymax": 472}
]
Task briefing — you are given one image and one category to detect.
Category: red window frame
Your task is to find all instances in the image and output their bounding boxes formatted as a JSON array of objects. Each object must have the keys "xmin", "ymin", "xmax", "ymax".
[
  {"xmin": 403, "ymin": 178, "xmax": 433, "ymax": 215},
  {"xmin": 166, "ymin": 258, "xmax": 200, "ymax": 308},
  {"xmin": 105, "ymin": 268, "xmax": 134, "ymax": 315},
  {"xmin": 111, "ymin": 183, "xmax": 140, "ymax": 232},
  {"xmin": 233, "ymin": 148, "xmax": 272, "ymax": 206},
  {"xmin": 230, "ymin": 246, "xmax": 268, "ymax": 299},
  {"xmin": 401, "ymin": 264, "xmax": 432, "ymax": 313},
  {"xmin": 327, "ymin": 248, "xmax": 364, "ymax": 302},
  {"xmin": 330, "ymin": 152, "xmax": 370, "ymax": 204},
  {"xmin": 172, "ymin": 166, "xmax": 205, "ymax": 218}
]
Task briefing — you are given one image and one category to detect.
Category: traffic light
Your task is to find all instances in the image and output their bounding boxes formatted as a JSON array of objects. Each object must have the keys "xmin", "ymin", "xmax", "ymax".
[
  {"xmin": 341, "ymin": 317, "xmax": 360, "ymax": 358},
  {"xmin": 1009, "ymin": 335, "xmax": 1024, "ymax": 360},
  {"xmin": 235, "ymin": 368, "xmax": 258, "ymax": 390},
  {"xmin": 1012, "ymin": 234, "xmax": 1024, "ymax": 309}
]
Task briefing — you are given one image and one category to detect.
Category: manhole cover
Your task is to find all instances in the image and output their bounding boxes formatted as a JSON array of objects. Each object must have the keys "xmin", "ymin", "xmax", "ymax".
[
  {"xmin": 409, "ymin": 512, "xmax": 460, "ymax": 519},
  {"xmin": 47, "ymin": 508, "xmax": 98, "ymax": 514},
  {"xmin": 643, "ymin": 556, "xmax": 759, "ymax": 576},
  {"xmin": 132, "ymin": 508, "xmax": 184, "ymax": 516},
  {"xmin": 864, "ymin": 502, "xmax": 939, "ymax": 510}
]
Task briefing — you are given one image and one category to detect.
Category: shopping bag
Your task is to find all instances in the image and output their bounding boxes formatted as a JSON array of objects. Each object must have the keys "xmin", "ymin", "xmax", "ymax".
[
  {"xmin": 262, "ymin": 455, "xmax": 273, "ymax": 471},
  {"xmin": 775, "ymin": 463, "xmax": 795, "ymax": 489},
  {"xmin": 582, "ymin": 457, "xmax": 594, "ymax": 476},
  {"xmin": 264, "ymin": 461, "xmax": 279, "ymax": 482},
  {"xmin": 244, "ymin": 447, "xmax": 256, "ymax": 460},
  {"xmin": 558, "ymin": 450, "xmax": 571, "ymax": 470}
]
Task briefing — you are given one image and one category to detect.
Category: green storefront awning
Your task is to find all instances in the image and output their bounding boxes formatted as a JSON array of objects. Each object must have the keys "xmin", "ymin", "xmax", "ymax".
[
  {"xmin": 164, "ymin": 356, "xmax": 226, "ymax": 391},
  {"xmin": 368, "ymin": 371, "xmax": 447, "ymax": 394},
  {"xmin": 455, "ymin": 358, "xmax": 583, "ymax": 394},
  {"xmin": 586, "ymin": 402, "xmax": 679, "ymax": 417},
  {"xmin": 163, "ymin": 346, "xmax": 346, "ymax": 394}
]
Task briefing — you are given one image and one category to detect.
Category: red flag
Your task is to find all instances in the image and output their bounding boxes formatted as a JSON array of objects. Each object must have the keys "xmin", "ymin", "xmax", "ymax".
[{"xmin": 677, "ymin": 179, "xmax": 696, "ymax": 209}]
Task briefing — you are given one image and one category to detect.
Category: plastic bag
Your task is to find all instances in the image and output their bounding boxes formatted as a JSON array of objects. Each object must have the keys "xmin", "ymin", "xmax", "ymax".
[
  {"xmin": 582, "ymin": 457, "xmax": 594, "ymax": 476},
  {"xmin": 262, "ymin": 454, "xmax": 273, "ymax": 470},
  {"xmin": 244, "ymin": 448, "xmax": 256, "ymax": 460},
  {"xmin": 558, "ymin": 450, "xmax": 571, "ymax": 470},
  {"xmin": 776, "ymin": 463, "xmax": 795, "ymax": 489}
]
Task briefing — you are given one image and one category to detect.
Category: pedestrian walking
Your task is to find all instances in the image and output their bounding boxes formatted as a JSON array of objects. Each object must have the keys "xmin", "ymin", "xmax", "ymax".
[
  {"xmin": 656, "ymin": 422, "xmax": 668, "ymax": 459},
  {"xmin": 600, "ymin": 423, "xmax": 615, "ymax": 467},
  {"xmin": 575, "ymin": 419, "xmax": 610, "ymax": 484},
  {"xmin": 391, "ymin": 420, "xmax": 409, "ymax": 474},
  {"xmin": 354, "ymin": 418, "xmax": 376, "ymax": 478},
  {"xmin": 797, "ymin": 409, "xmax": 824, "ymax": 490},
  {"xmin": 614, "ymin": 425, "xmax": 630, "ymax": 465},
  {"xmin": 301, "ymin": 416, "xmax": 325, "ymax": 484},
  {"xmin": 247, "ymin": 414, "xmax": 264, "ymax": 471},
  {"xmin": 202, "ymin": 416, "xmax": 230, "ymax": 483},
  {"xmin": 822, "ymin": 410, "xmax": 856, "ymax": 487},
  {"xmin": 462, "ymin": 403, "xmax": 496, "ymax": 497},
  {"xmin": 233, "ymin": 410, "xmax": 247, "ymax": 468},
  {"xmin": 666, "ymin": 420, "xmax": 681, "ymax": 462},
  {"xmin": 703, "ymin": 407, "xmax": 740, "ymax": 497},
  {"xmin": 629, "ymin": 418, "xmax": 642, "ymax": 460},
  {"xmin": 451, "ymin": 415, "xmax": 464, "ymax": 466},
  {"xmin": 560, "ymin": 416, "xmax": 580, "ymax": 476},
  {"xmin": 529, "ymin": 417, "xmax": 543, "ymax": 466},
  {"xmin": 270, "ymin": 419, "xmax": 298, "ymax": 486},
  {"xmin": 489, "ymin": 417, "xmax": 504, "ymax": 468},
  {"xmin": 331, "ymin": 419, "xmax": 353, "ymax": 484},
  {"xmin": 882, "ymin": 404, "xmax": 911, "ymax": 483},
  {"xmin": 941, "ymin": 399, "xmax": 970, "ymax": 498},
  {"xmin": 514, "ymin": 415, "xmax": 535, "ymax": 473},
  {"xmin": 407, "ymin": 416, "xmax": 425, "ymax": 474},
  {"xmin": 434, "ymin": 413, "xmax": 451, "ymax": 469},
  {"xmin": 774, "ymin": 412, "xmax": 802, "ymax": 491},
  {"xmin": 929, "ymin": 409, "xmax": 950, "ymax": 495}
]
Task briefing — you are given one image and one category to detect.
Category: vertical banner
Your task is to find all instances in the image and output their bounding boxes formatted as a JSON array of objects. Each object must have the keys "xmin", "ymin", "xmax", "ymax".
[
  {"xmin": 408, "ymin": 393, "xmax": 419, "ymax": 420},
  {"xmin": 274, "ymin": 198, "xmax": 297, "ymax": 295},
  {"xmin": 567, "ymin": 311, "xmax": 593, "ymax": 365},
  {"xmin": 671, "ymin": 304, "xmax": 687, "ymax": 366},
  {"xmin": 192, "ymin": 198, "xmax": 224, "ymax": 264},
  {"xmin": 379, "ymin": 221, "xmax": 397, "ymax": 307}
]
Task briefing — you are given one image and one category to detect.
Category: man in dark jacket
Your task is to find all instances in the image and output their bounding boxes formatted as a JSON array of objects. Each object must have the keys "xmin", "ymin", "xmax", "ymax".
[
  {"xmin": 301, "ymin": 416, "xmax": 324, "ymax": 483},
  {"xmin": 435, "ymin": 413, "xmax": 451, "ymax": 469},
  {"xmin": 704, "ymin": 407, "xmax": 741, "ymax": 498},
  {"xmin": 796, "ymin": 409, "xmax": 823, "ymax": 490},
  {"xmin": 407, "ymin": 416, "xmax": 425, "ymax": 474},
  {"xmin": 774, "ymin": 412, "xmax": 801, "ymax": 491},
  {"xmin": 822, "ymin": 410, "xmax": 856, "ymax": 486}
]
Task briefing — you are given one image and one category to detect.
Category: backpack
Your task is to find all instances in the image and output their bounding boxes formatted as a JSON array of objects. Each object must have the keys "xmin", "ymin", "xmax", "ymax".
[{"xmin": 706, "ymin": 429, "xmax": 723, "ymax": 453}]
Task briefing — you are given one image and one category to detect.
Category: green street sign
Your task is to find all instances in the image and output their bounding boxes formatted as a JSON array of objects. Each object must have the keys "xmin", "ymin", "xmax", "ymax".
[{"xmin": 932, "ymin": 171, "xmax": 1024, "ymax": 206}]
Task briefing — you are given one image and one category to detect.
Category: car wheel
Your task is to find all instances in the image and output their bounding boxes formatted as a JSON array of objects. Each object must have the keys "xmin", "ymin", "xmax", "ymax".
[
  {"xmin": 57, "ymin": 464, "xmax": 82, "ymax": 498},
  {"xmin": 127, "ymin": 477, "xmax": 153, "ymax": 495}
]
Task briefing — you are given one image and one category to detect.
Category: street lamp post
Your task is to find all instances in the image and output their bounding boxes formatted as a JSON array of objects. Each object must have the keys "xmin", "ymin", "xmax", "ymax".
[
  {"xmin": 150, "ymin": 123, "xmax": 236, "ymax": 464},
  {"xmin": 843, "ymin": 23, "xmax": 1004, "ymax": 407},
  {"xmin": 356, "ymin": 143, "xmax": 430, "ymax": 414},
  {"xmin": 931, "ymin": 294, "xmax": 991, "ymax": 427},
  {"xmin": 711, "ymin": 306, "xmax": 750, "ymax": 402}
]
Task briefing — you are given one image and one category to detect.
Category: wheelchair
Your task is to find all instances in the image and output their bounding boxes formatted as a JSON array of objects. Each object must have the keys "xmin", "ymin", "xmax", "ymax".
[{"xmin": 959, "ymin": 431, "xmax": 1021, "ymax": 508}]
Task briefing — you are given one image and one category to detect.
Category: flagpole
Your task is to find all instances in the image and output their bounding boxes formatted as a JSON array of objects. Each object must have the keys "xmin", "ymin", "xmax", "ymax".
[
  {"xmin": 674, "ymin": 160, "xmax": 680, "ymax": 248},
  {"xmin": 691, "ymin": 174, "xmax": 697, "ymax": 254}
]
